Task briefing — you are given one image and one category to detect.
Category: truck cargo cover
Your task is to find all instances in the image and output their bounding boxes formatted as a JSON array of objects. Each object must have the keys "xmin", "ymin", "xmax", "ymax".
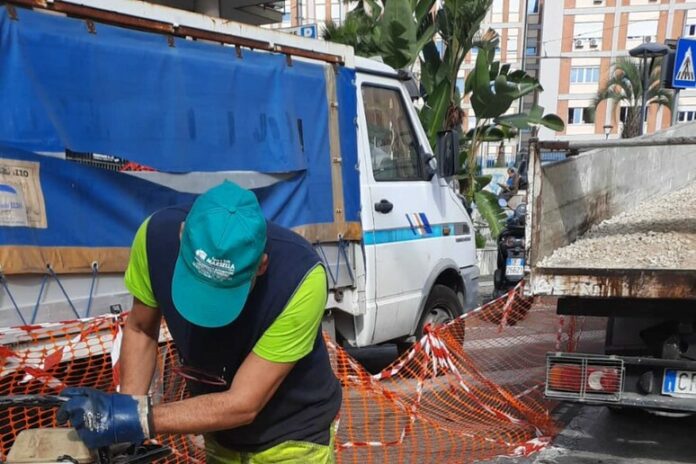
[{"xmin": 0, "ymin": 6, "xmax": 360, "ymax": 274}]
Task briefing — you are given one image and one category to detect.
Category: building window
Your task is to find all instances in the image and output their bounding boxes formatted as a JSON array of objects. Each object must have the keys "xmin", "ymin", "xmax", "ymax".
[
  {"xmin": 316, "ymin": 3, "xmax": 325, "ymax": 20},
  {"xmin": 528, "ymin": 0, "xmax": 539, "ymax": 14},
  {"xmin": 686, "ymin": 24, "xmax": 696, "ymax": 37},
  {"xmin": 456, "ymin": 78, "xmax": 465, "ymax": 96},
  {"xmin": 620, "ymin": 107, "xmax": 648, "ymax": 123},
  {"xmin": 508, "ymin": 36, "xmax": 518, "ymax": 54},
  {"xmin": 435, "ymin": 40, "xmax": 445, "ymax": 58},
  {"xmin": 331, "ymin": 2, "xmax": 341, "ymax": 21},
  {"xmin": 619, "ymin": 107, "xmax": 628, "ymax": 123},
  {"xmin": 570, "ymin": 66, "xmax": 600, "ymax": 83},
  {"xmin": 526, "ymin": 46, "xmax": 537, "ymax": 56},
  {"xmin": 492, "ymin": 0, "xmax": 503, "ymax": 13},
  {"xmin": 574, "ymin": 22, "xmax": 603, "ymax": 40},
  {"xmin": 627, "ymin": 20, "xmax": 658, "ymax": 43},
  {"xmin": 568, "ymin": 107, "xmax": 594, "ymax": 125},
  {"xmin": 678, "ymin": 110, "xmax": 696, "ymax": 122}
]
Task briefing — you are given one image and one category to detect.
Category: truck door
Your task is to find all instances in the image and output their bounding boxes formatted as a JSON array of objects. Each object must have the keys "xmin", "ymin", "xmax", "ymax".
[{"xmin": 357, "ymin": 75, "xmax": 443, "ymax": 344}]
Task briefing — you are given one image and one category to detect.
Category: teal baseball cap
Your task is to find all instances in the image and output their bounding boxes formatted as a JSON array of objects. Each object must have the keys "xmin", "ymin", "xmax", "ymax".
[{"xmin": 172, "ymin": 181, "xmax": 267, "ymax": 328}]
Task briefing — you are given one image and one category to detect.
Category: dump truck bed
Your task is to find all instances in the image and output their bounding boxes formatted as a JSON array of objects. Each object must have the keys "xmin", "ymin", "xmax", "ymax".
[{"xmin": 526, "ymin": 124, "xmax": 696, "ymax": 300}]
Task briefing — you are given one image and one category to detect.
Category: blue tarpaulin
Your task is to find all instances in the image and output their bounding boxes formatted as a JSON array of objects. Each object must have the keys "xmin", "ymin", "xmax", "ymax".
[{"xmin": 0, "ymin": 6, "xmax": 359, "ymax": 274}]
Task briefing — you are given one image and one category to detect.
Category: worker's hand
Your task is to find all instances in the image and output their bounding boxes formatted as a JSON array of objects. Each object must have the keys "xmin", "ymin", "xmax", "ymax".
[{"xmin": 56, "ymin": 387, "xmax": 152, "ymax": 449}]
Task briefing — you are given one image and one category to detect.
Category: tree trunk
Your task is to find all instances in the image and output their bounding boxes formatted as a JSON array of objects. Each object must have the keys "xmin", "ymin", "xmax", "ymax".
[{"xmin": 622, "ymin": 107, "xmax": 642, "ymax": 138}]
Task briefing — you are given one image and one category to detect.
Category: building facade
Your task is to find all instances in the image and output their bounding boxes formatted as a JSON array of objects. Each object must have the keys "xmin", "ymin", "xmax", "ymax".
[
  {"xmin": 459, "ymin": 0, "xmax": 540, "ymax": 166},
  {"xmin": 265, "ymin": 0, "xmax": 353, "ymax": 31},
  {"xmin": 537, "ymin": 0, "xmax": 696, "ymax": 141},
  {"xmin": 270, "ymin": 0, "xmax": 696, "ymax": 154}
]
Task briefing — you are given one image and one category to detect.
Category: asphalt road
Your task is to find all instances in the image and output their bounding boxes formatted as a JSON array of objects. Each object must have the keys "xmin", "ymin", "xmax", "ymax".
[
  {"xmin": 349, "ymin": 343, "xmax": 696, "ymax": 464},
  {"xmin": 486, "ymin": 404, "xmax": 696, "ymax": 464},
  {"xmin": 346, "ymin": 284, "xmax": 696, "ymax": 464}
]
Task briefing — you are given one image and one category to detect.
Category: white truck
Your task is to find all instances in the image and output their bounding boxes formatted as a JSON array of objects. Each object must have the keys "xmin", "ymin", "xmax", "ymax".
[
  {"xmin": 526, "ymin": 124, "xmax": 696, "ymax": 413},
  {"xmin": 0, "ymin": 0, "xmax": 478, "ymax": 349}
]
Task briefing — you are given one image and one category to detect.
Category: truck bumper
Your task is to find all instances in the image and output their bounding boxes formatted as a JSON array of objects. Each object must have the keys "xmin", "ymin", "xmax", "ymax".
[{"xmin": 545, "ymin": 352, "xmax": 696, "ymax": 413}]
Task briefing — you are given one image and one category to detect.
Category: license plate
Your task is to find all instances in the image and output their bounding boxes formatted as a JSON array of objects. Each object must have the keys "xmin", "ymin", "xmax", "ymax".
[
  {"xmin": 506, "ymin": 258, "xmax": 525, "ymax": 277},
  {"xmin": 662, "ymin": 369, "xmax": 696, "ymax": 397}
]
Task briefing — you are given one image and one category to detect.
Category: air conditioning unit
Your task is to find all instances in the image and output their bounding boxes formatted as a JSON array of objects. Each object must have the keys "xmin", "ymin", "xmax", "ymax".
[
  {"xmin": 575, "ymin": 39, "xmax": 584, "ymax": 49},
  {"xmin": 589, "ymin": 38, "xmax": 598, "ymax": 48}
]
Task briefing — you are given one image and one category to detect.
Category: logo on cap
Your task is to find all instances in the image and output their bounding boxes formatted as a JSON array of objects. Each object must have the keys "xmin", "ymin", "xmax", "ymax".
[{"xmin": 193, "ymin": 248, "xmax": 236, "ymax": 282}]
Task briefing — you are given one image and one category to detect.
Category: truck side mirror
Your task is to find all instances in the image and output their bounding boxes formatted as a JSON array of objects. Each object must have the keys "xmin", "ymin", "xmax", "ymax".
[{"xmin": 436, "ymin": 130, "xmax": 458, "ymax": 178}]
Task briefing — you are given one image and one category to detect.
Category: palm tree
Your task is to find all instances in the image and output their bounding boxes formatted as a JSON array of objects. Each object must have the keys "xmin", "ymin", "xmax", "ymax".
[
  {"xmin": 591, "ymin": 57, "xmax": 674, "ymax": 138},
  {"xmin": 321, "ymin": 0, "xmax": 437, "ymax": 71}
]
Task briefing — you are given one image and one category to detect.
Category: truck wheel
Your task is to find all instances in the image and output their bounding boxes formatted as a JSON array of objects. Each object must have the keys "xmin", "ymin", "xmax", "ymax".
[
  {"xmin": 396, "ymin": 285, "xmax": 464, "ymax": 356},
  {"xmin": 416, "ymin": 285, "xmax": 464, "ymax": 338},
  {"xmin": 493, "ymin": 269, "xmax": 503, "ymax": 289}
]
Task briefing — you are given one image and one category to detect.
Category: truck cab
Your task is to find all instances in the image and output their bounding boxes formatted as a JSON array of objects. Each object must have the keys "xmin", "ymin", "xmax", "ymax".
[{"xmin": 346, "ymin": 58, "xmax": 478, "ymax": 346}]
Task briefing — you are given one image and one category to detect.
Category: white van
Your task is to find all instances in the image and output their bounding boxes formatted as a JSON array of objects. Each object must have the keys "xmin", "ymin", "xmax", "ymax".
[{"xmin": 0, "ymin": 0, "xmax": 478, "ymax": 348}]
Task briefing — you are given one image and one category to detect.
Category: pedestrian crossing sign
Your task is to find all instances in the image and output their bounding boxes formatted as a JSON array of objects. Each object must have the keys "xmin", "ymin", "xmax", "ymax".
[{"xmin": 673, "ymin": 38, "xmax": 696, "ymax": 88}]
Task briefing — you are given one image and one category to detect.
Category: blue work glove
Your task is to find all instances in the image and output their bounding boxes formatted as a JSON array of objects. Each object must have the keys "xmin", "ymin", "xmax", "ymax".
[{"xmin": 56, "ymin": 387, "xmax": 152, "ymax": 449}]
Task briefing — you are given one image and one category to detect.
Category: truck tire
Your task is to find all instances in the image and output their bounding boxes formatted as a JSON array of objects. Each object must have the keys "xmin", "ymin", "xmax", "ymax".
[
  {"xmin": 493, "ymin": 269, "xmax": 503, "ymax": 289},
  {"xmin": 415, "ymin": 285, "xmax": 464, "ymax": 339},
  {"xmin": 397, "ymin": 284, "xmax": 464, "ymax": 356}
]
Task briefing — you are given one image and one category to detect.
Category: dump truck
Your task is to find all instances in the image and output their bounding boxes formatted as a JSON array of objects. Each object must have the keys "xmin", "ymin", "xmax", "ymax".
[{"xmin": 527, "ymin": 123, "xmax": 696, "ymax": 413}]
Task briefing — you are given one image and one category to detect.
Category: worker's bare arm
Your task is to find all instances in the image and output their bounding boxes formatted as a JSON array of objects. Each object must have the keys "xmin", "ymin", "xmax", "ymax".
[
  {"xmin": 152, "ymin": 352, "xmax": 294, "ymax": 434},
  {"xmin": 120, "ymin": 299, "xmax": 162, "ymax": 396}
]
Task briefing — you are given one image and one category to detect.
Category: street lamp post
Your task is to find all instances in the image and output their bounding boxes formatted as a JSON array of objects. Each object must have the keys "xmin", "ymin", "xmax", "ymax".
[{"xmin": 629, "ymin": 43, "xmax": 670, "ymax": 136}]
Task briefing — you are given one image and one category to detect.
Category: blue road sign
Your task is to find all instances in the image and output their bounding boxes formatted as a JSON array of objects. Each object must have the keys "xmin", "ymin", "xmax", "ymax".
[
  {"xmin": 673, "ymin": 38, "xmax": 696, "ymax": 89},
  {"xmin": 280, "ymin": 24, "xmax": 318, "ymax": 39},
  {"xmin": 298, "ymin": 25, "xmax": 317, "ymax": 39}
]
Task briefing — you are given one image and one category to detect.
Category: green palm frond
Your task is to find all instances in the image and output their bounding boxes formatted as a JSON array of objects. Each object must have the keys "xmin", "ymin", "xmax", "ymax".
[
  {"xmin": 591, "ymin": 56, "xmax": 673, "ymax": 138},
  {"xmin": 474, "ymin": 190, "xmax": 506, "ymax": 239}
]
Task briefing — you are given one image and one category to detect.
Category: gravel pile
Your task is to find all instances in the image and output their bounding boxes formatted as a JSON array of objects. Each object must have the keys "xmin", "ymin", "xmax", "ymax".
[{"xmin": 539, "ymin": 182, "xmax": 696, "ymax": 269}]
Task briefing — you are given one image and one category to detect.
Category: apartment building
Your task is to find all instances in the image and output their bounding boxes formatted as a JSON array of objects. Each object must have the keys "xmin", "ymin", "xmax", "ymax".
[
  {"xmin": 537, "ymin": 0, "xmax": 696, "ymax": 141},
  {"xmin": 265, "ymin": 0, "xmax": 351, "ymax": 30},
  {"xmin": 269, "ymin": 0, "xmax": 696, "ymax": 156}
]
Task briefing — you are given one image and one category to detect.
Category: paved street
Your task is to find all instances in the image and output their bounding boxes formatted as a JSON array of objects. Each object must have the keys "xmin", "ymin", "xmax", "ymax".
[
  {"xmin": 348, "ymin": 284, "xmax": 696, "ymax": 464},
  {"xmin": 487, "ymin": 404, "xmax": 696, "ymax": 464},
  {"xmin": 350, "ymin": 336, "xmax": 696, "ymax": 464}
]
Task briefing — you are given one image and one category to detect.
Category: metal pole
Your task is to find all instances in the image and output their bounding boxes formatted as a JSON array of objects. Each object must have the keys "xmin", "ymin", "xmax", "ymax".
[
  {"xmin": 672, "ymin": 90, "xmax": 680, "ymax": 126},
  {"xmin": 640, "ymin": 53, "xmax": 648, "ymax": 135}
]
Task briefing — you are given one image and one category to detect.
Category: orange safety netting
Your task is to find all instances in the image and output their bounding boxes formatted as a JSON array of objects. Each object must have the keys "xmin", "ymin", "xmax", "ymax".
[{"xmin": 0, "ymin": 286, "xmax": 606, "ymax": 463}]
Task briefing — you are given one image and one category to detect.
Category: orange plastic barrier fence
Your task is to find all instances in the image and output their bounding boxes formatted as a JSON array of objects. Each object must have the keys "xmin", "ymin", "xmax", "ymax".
[{"xmin": 0, "ymin": 286, "xmax": 606, "ymax": 463}]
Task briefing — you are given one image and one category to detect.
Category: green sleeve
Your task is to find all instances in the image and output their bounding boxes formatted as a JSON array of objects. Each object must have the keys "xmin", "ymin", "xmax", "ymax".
[
  {"xmin": 124, "ymin": 217, "xmax": 158, "ymax": 308},
  {"xmin": 253, "ymin": 265, "xmax": 328, "ymax": 363}
]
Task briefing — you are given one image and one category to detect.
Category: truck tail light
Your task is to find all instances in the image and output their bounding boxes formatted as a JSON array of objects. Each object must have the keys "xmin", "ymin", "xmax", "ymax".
[
  {"xmin": 548, "ymin": 364, "xmax": 621, "ymax": 394},
  {"xmin": 546, "ymin": 354, "xmax": 624, "ymax": 402}
]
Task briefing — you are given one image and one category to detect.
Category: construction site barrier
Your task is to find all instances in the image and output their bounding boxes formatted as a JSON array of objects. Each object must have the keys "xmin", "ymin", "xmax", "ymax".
[{"xmin": 0, "ymin": 285, "xmax": 606, "ymax": 463}]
